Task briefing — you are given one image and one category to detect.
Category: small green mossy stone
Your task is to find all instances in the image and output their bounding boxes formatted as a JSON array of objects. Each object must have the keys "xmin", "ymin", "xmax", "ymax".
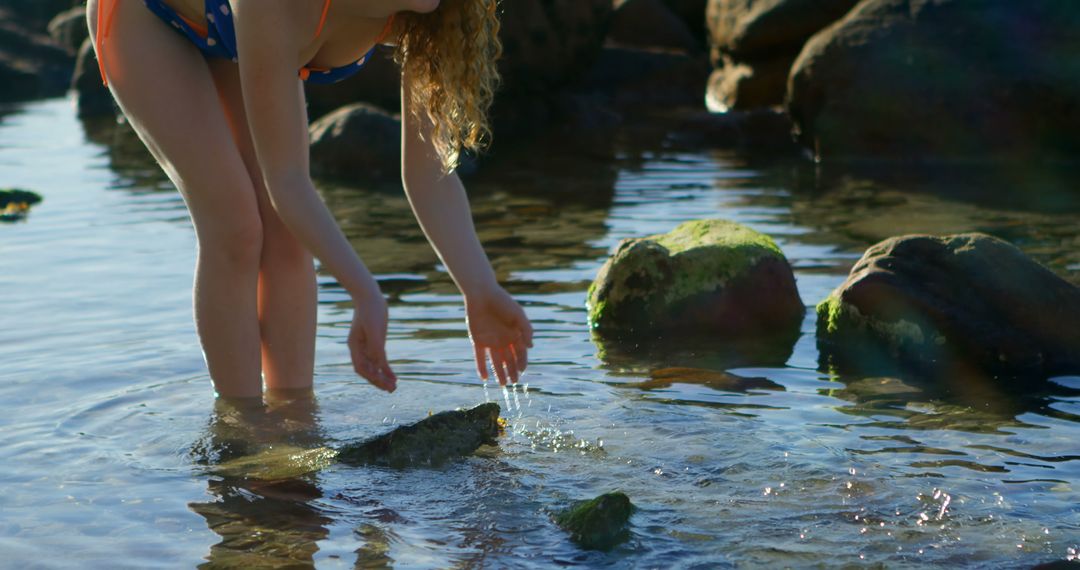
[
  {"xmin": 587, "ymin": 219, "xmax": 802, "ymax": 338},
  {"xmin": 555, "ymin": 492, "xmax": 634, "ymax": 551}
]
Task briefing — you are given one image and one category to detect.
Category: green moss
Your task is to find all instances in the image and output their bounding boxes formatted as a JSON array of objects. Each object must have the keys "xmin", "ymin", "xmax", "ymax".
[
  {"xmin": 587, "ymin": 219, "xmax": 789, "ymax": 330},
  {"xmin": 0, "ymin": 188, "xmax": 42, "ymax": 208},
  {"xmin": 816, "ymin": 295, "xmax": 928, "ymax": 350},
  {"xmin": 555, "ymin": 492, "xmax": 634, "ymax": 551},
  {"xmin": 211, "ymin": 445, "xmax": 338, "ymax": 480}
]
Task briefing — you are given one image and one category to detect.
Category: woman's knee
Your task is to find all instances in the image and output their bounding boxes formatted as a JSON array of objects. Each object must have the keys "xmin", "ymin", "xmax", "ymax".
[{"xmin": 198, "ymin": 213, "xmax": 264, "ymax": 270}]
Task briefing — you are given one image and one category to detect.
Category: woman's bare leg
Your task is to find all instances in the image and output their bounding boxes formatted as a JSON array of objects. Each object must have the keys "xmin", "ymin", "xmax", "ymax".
[
  {"xmin": 207, "ymin": 60, "xmax": 318, "ymax": 391},
  {"xmin": 89, "ymin": 0, "xmax": 263, "ymax": 398}
]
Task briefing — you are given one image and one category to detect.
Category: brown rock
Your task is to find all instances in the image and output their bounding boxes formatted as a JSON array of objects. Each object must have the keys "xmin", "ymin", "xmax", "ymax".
[
  {"xmin": 308, "ymin": 103, "xmax": 401, "ymax": 183},
  {"xmin": 608, "ymin": 0, "xmax": 701, "ymax": 53}
]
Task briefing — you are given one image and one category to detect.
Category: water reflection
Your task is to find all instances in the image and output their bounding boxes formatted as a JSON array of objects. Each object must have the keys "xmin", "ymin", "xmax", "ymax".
[{"xmin": 188, "ymin": 391, "xmax": 332, "ymax": 569}]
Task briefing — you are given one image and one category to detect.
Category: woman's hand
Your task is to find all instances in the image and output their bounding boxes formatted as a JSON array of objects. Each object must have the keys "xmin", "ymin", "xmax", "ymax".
[
  {"xmin": 466, "ymin": 287, "xmax": 533, "ymax": 386},
  {"xmin": 348, "ymin": 292, "xmax": 398, "ymax": 392}
]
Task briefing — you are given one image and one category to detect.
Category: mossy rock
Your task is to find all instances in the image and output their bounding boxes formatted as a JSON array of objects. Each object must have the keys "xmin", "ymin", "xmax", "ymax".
[
  {"xmin": 816, "ymin": 233, "xmax": 1080, "ymax": 384},
  {"xmin": 0, "ymin": 188, "xmax": 43, "ymax": 221},
  {"xmin": 555, "ymin": 492, "xmax": 634, "ymax": 551},
  {"xmin": 587, "ymin": 219, "xmax": 803, "ymax": 339},
  {"xmin": 211, "ymin": 403, "xmax": 502, "ymax": 479}
]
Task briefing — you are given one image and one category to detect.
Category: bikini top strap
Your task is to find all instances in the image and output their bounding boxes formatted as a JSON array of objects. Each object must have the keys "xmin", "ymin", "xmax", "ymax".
[
  {"xmin": 313, "ymin": 0, "xmax": 331, "ymax": 40},
  {"xmin": 374, "ymin": 13, "xmax": 396, "ymax": 45}
]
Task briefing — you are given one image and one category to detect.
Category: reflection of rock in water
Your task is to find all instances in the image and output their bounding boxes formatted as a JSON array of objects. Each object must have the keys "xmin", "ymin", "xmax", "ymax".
[
  {"xmin": 319, "ymin": 132, "xmax": 617, "ymax": 294},
  {"xmin": 78, "ymin": 115, "xmax": 170, "ymax": 190},
  {"xmin": 593, "ymin": 326, "xmax": 798, "ymax": 372},
  {"xmin": 353, "ymin": 523, "xmax": 395, "ymax": 570},
  {"xmin": 620, "ymin": 366, "xmax": 784, "ymax": 393}
]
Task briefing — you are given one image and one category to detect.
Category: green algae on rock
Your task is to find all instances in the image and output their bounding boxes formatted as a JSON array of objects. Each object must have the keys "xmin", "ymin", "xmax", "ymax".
[
  {"xmin": 555, "ymin": 492, "xmax": 634, "ymax": 551},
  {"xmin": 587, "ymin": 219, "xmax": 803, "ymax": 339},
  {"xmin": 0, "ymin": 188, "xmax": 43, "ymax": 222},
  {"xmin": 816, "ymin": 233, "xmax": 1080, "ymax": 384},
  {"xmin": 211, "ymin": 403, "xmax": 502, "ymax": 479}
]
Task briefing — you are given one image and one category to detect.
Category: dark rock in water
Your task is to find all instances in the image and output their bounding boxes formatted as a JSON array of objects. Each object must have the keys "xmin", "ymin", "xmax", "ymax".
[
  {"xmin": 0, "ymin": 7, "xmax": 75, "ymax": 102},
  {"xmin": 73, "ymin": 38, "xmax": 116, "ymax": 119},
  {"xmin": 587, "ymin": 219, "xmax": 804, "ymax": 340},
  {"xmin": 211, "ymin": 403, "xmax": 502, "ymax": 479},
  {"xmin": 0, "ymin": 0, "xmax": 80, "ymax": 33},
  {"xmin": 817, "ymin": 234, "xmax": 1080, "ymax": 384},
  {"xmin": 629, "ymin": 366, "xmax": 784, "ymax": 392},
  {"xmin": 47, "ymin": 6, "xmax": 86, "ymax": 55},
  {"xmin": 668, "ymin": 108, "xmax": 797, "ymax": 152},
  {"xmin": 579, "ymin": 46, "xmax": 709, "ymax": 108},
  {"xmin": 705, "ymin": 0, "xmax": 858, "ymax": 109},
  {"xmin": 608, "ymin": 0, "xmax": 701, "ymax": 53},
  {"xmin": 1031, "ymin": 560, "xmax": 1080, "ymax": 570},
  {"xmin": 0, "ymin": 188, "xmax": 43, "ymax": 222},
  {"xmin": 336, "ymin": 402, "xmax": 501, "ymax": 468},
  {"xmin": 788, "ymin": 0, "xmax": 1080, "ymax": 161},
  {"xmin": 555, "ymin": 492, "xmax": 634, "ymax": 551},
  {"xmin": 662, "ymin": 0, "xmax": 708, "ymax": 46},
  {"xmin": 308, "ymin": 103, "xmax": 401, "ymax": 184},
  {"xmin": 304, "ymin": 45, "xmax": 400, "ymax": 121}
]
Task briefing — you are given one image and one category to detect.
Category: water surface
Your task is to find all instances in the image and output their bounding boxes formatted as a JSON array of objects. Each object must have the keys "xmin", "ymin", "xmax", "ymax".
[{"xmin": 2, "ymin": 98, "xmax": 1079, "ymax": 568}]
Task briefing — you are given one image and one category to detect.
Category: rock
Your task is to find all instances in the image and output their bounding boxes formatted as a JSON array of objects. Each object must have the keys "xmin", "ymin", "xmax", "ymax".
[
  {"xmin": 816, "ymin": 234, "xmax": 1080, "ymax": 382},
  {"xmin": 626, "ymin": 366, "xmax": 784, "ymax": 392},
  {"xmin": 0, "ymin": 0, "xmax": 79, "ymax": 33},
  {"xmin": 578, "ymin": 46, "xmax": 709, "ymax": 107},
  {"xmin": 211, "ymin": 403, "xmax": 502, "ymax": 479},
  {"xmin": 705, "ymin": 0, "xmax": 857, "ymax": 110},
  {"xmin": 555, "ymin": 492, "xmax": 634, "ymax": 551},
  {"xmin": 47, "ymin": 5, "xmax": 86, "ymax": 55},
  {"xmin": 706, "ymin": 54, "xmax": 791, "ymax": 110},
  {"xmin": 0, "ymin": 8, "xmax": 75, "ymax": 102},
  {"xmin": 0, "ymin": 188, "xmax": 43, "ymax": 222},
  {"xmin": 73, "ymin": 38, "xmax": 116, "ymax": 118},
  {"xmin": 662, "ymin": 0, "xmax": 709, "ymax": 45},
  {"xmin": 336, "ymin": 402, "xmax": 501, "ymax": 468},
  {"xmin": 788, "ymin": 0, "xmax": 1080, "ymax": 161},
  {"xmin": 308, "ymin": 103, "xmax": 401, "ymax": 183},
  {"xmin": 587, "ymin": 219, "xmax": 804, "ymax": 338},
  {"xmin": 304, "ymin": 46, "xmax": 400, "ymax": 121},
  {"xmin": 608, "ymin": 0, "xmax": 701, "ymax": 53},
  {"xmin": 665, "ymin": 107, "xmax": 798, "ymax": 151}
]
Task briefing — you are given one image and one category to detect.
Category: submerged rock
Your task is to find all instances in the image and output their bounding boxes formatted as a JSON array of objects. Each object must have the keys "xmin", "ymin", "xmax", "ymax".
[
  {"xmin": 211, "ymin": 403, "xmax": 502, "ymax": 479},
  {"xmin": 587, "ymin": 219, "xmax": 803, "ymax": 340},
  {"xmin": 627, "ymin": 366, "xmax": 784, "ymax": 392},
  {"xmin": 788, "ymin": 0, "xmax": 1080, "ymax": 160},
  {"xmin": 817, "ymin": 234, "xmax": 1080, "ymax": 383},
  {"xmin": 0, "ymin": 188, "xmax": 43, "ymax": 222},
  {"xmin": 336, "ymin": 402, "xmax": 501, "ymax": 468},
  {"xmin": 555, "ymin": 492, "xmax": 634, "ymax": 551}
]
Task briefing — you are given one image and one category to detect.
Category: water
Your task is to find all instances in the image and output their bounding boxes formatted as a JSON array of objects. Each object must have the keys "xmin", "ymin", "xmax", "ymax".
[{"xmin": 2, "ymin": 98, "xmax": 1079, "ymax": 568}]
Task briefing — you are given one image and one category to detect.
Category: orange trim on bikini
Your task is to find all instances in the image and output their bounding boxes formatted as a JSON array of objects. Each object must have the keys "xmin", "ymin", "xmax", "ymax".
[
  {"xmin": 96, "ymin": 0, "xmax": 120, "ymax": 86},
  {"xmin": 313, "ymin": 0, "xmax": 332, "ymax": 39},
  {"xmin": 177, "ymin": 12, "xmax": 209, "ymax": 38}
]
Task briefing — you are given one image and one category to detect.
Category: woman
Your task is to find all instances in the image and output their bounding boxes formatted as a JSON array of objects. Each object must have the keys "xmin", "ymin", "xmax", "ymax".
[{"xmin": 87, "ymin": 0, "xmax": 532, "ymax": 399}]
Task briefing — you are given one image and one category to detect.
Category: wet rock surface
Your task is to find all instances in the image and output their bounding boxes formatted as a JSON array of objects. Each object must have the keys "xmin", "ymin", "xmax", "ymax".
[
  {"xmin": 0, "ymin": 6, "xmax": 75, "ymax": 102},
  {"xmin": 211, "ymin": 403, "xmax": 502, "ymax": 479},
  {"xmin": 554, "ymin": 492, "xmax": 634, "ymax": 551},
  {"xmin": 817, "ymin": 233, "xmax": 1080, "ymax": 383},
  {"xmin": 587, "ymin": 219, "xmax": 803, "ymax": 339},
  {"xmin": 308, "ymin": 103, "xmax": 401, "ymax": 183},
  {"xmin": 788, "ymin": 0, "xmax": 1080, "ymax": 160},
  {"xmin": 705, "ymin": 0, "xmax": 857, "ymax": 110}
]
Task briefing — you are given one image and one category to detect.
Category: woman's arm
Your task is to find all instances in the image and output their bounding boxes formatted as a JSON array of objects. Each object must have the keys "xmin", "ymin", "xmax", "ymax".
[
  {"xmin": 400, "ymin": 75, "xmax": 533, "ymax": 385},
  {"xmin": 232, "ymin": 0, "xmax": 396, "ymax": 391}
]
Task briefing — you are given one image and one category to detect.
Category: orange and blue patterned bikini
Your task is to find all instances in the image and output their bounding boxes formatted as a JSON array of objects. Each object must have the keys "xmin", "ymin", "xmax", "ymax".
[{"xmin": 96, "ymin": 0, "xmax": 395, "ymax": 85}]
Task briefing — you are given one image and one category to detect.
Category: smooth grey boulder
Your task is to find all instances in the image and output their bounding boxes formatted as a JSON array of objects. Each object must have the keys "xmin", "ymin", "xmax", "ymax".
[
  {"xmin": 817, "ymin": 234, "xmax": 1080, "ymax": 382},
  {"xmin": 308, "ymin": 103, "xmax": 401, "ymax": 183},
  {"xmin": 788, "ymin": 0, "xmax": 1080, "ymax": 161}
]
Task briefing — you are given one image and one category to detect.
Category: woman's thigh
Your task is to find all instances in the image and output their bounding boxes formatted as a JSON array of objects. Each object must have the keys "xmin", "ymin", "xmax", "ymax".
[{"xmin": 88, "ymin": 0, "xmax": 261, "ymax": 246}]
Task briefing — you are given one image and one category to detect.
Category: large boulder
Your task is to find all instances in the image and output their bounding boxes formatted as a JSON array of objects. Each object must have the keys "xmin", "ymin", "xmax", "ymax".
[
  {"xmin": 705, "ymin": 0, "xmax": 857, "ymax": 110},
  {"xmin": 73, "ymin": 38, "xmax": 116, "ymax": 118},
  {"xmin": 788, "ymin": 0, "xmax": 1080, "ymax": 161},
  {"xmin": 308, "ymin": 103, "xmax": 401, "ymax": 183},
  {"xmin": 607, "ymin": 0, "xmax": 701, "ymax": 53},
  {"xmin": 555, "ymin": 492, "xmax": 634, "ymax": 551},
  {"xmin": 0, "ymin": 0, "xmax": 79, "ymax": 33},
  {"xmin": 817, "ymin": 234, "xmax": 1080, "ymax": 382},
  {"xmin": 46, "ymin": 5, "xmax": 87, "ymax": 55},
  {"xmin": 0, "ymin": 7, "xmax": 74, "ymax": 102},
  {"xmin": 587, "ymin": 219, "xmax": 804, "ymax": 339}
]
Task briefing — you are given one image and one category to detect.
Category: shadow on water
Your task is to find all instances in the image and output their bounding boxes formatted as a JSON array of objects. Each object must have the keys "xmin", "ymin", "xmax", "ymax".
[{"xmin": 187, "ymin": 391, "xmax": 338, "ymax": 569}]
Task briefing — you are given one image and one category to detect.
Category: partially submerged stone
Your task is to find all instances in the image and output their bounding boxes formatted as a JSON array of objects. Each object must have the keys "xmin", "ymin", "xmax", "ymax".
[
  {"xmin": 626, "ymin": 366, "xmax": 784, "ymax": 392},
  {"xmin": 587, "ymin": 219, "xmax": 803, "ymax": 340},
  {"xmin": 817, "ymin": 233, "xmax": 1080, "ymax": 383},
  {"xmin": 555, "ymin": 492, "xmax": 634, "ymax": 551},
  {"xmin": 211, "ymin": 403, "xmax": 501, "ymax": 479},
  {"xmin": 0, "ymin": 188, "xmax": 43, "ymax": 221},
  {"xmin": 337, "ymin": 402, "xmax": 501, "ymax": 468}
]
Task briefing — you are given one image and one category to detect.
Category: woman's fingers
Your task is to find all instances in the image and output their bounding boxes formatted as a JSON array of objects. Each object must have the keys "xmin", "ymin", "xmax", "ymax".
[
  {"xmin": 474, "ymin": 344, "xmax": 488, "ymax": 381},
  {"xmin": 510, "ymin": 342, "xmax": 527, "ymax": 375}
]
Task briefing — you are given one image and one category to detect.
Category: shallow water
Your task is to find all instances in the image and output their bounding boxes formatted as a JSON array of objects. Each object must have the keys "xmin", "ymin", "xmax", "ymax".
[{"xmin": 2, "ymin": 98, "xmax": 1079, "ymax": 568}]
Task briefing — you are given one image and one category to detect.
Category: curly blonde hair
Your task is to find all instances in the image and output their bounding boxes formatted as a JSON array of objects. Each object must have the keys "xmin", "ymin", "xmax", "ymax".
[{"xmin": 394, "ymin": 0, "xmax": 502, "ymax": 173}]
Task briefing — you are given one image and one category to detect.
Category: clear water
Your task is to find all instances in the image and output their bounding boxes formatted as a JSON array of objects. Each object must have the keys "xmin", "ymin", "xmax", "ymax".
[{"xmin": 2, "ymin": 98, "xmax": 1079, "ymax": 568}]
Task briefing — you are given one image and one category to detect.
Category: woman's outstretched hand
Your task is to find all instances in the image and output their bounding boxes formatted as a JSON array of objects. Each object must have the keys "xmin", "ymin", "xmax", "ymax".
[
  {"xmin": 349, "ymin": 293, "xmax": 398, "ymax": 392},
  {"xmin": 466, "ymin": 287, "xmax": 533, "ymax": 386}
]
